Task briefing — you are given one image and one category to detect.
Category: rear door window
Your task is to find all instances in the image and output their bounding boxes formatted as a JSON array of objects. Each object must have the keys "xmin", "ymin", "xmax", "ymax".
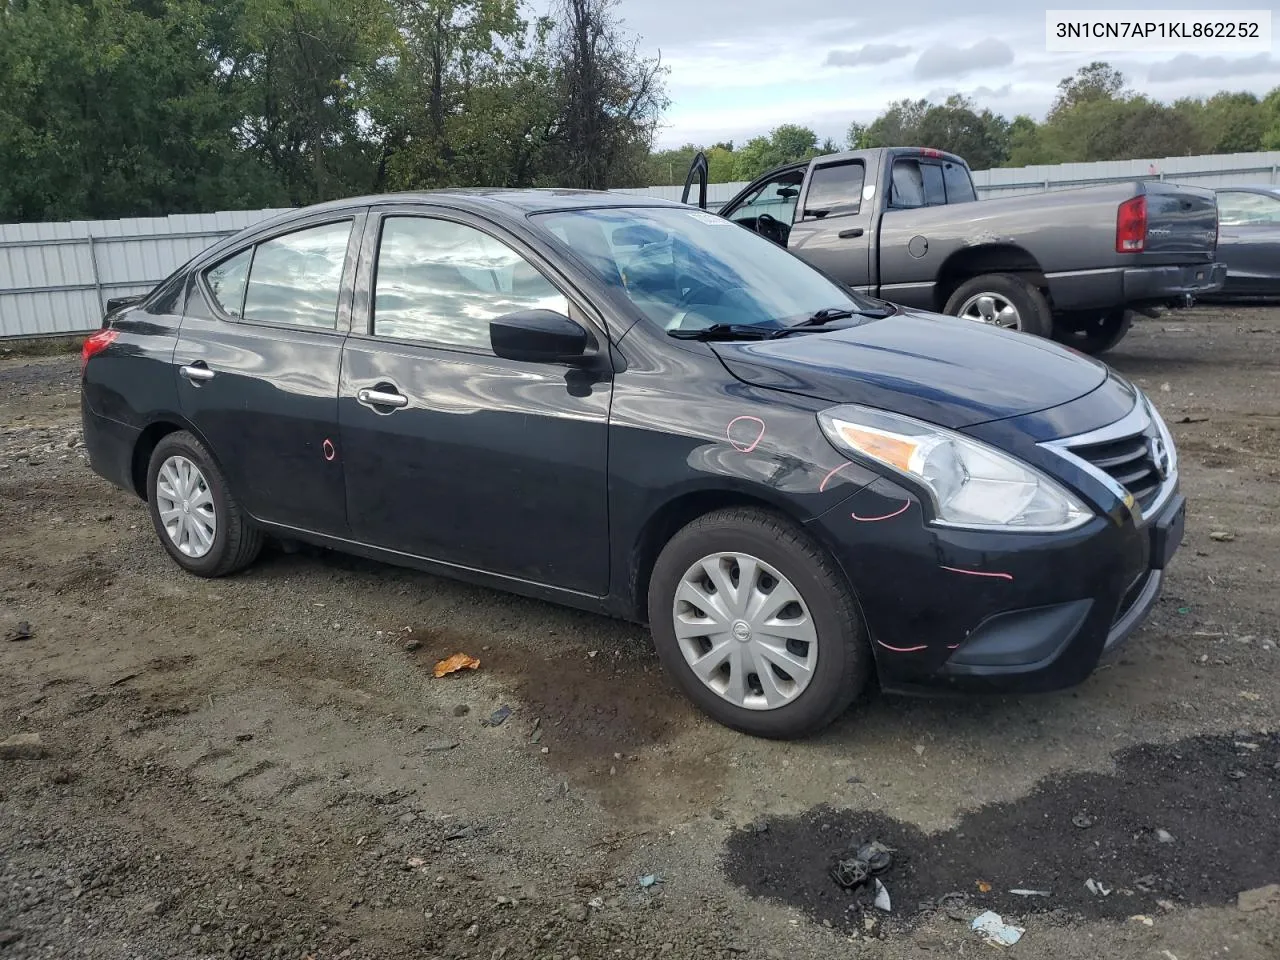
[
  {"xmin": 921, "ymin": 163, "xmax": 946, "ymax": 205},
  {"xmin": 802, "ymin": 161, "xmax": 865, "ymax": 219},
  {"xmin": 889, "ymin": 160, "xmax": 926, "ymax": 208},
  {"xmin": 890, "ymin": 159, "xmax": 952, "ymax": 207},
  {"xmin": 943, "ymin": 161, "xmax": 977, "ymax": 202},
  {"xmin": 241, "ymin": 221, "xmax": 353, "ymax": 329}
]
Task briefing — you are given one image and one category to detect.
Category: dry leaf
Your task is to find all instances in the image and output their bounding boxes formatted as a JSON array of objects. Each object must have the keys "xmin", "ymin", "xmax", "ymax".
[
  {"xmin": 433, "ymin": 653, "xmax": 481, "ymax": 678},
  {"xmin": 977, "ymin": 880, "xmax": 992, "ymax": 893}
]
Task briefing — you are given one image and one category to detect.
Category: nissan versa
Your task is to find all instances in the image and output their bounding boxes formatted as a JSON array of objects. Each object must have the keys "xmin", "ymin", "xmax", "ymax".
[{"xmin": 81, "ymin": 190, "xmax": 1187, "ymax": 738}]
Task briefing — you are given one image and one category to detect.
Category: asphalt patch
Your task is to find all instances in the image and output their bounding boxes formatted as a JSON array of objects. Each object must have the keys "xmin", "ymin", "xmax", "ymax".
[{"xmin": 724, "ymin": 733, "xmax": 1279, "ymax": 930}]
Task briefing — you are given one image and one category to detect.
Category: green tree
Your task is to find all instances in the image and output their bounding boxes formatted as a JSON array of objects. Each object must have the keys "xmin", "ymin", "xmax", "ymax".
[
  {"xmin": 915, "ymin": 95, "xmax": 1010, "ymax": 169},
  {"xmin": 730, "ymin": 124, "xmax": 820, "ymax": 179},
  {"xmin": 0, "ymin": 0, "xmax": 280, "ymax": 221},
  {"xmin": 1049, "ymin": 61, "xmax": 1127, "ymax": 118},
  {"xmin": 220, "ymin": 0, "xmax": 396, "ymax": 205},
  {"xmin": 550, "ymin": 0, "xmax": 668, "ymax": 189},
  {"xmin": 860, "ymin": 98, "xmax": 929, "ymax": 147}
]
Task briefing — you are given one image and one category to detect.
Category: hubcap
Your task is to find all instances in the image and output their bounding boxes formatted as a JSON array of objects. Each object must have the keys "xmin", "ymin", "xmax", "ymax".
[
  {"xmin": 156, "ymin": 455, "xmax": 216, "ymax": 558},
  {"xmin": 672, "ymin": 552, "xmax": 818, "ymax": 711},
  {"xmin": 958, "ymin": 292, "xmax": 1021, "ymax": 329}
]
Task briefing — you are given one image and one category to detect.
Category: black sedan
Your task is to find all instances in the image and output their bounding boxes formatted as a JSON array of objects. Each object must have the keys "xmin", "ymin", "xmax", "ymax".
[
  {"xmin": 1210, "ymin": 185, "xmax": 1280, "ymax": 300},
  {"xmin": 81, "ymin": 190, "xmax": 1185, "ymax": 739}
]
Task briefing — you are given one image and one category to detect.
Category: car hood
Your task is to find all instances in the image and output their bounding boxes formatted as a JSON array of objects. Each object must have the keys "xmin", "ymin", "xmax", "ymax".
[{"xmin": 712, "ymin": 308, "xmax": 1108, "ymax": 429}]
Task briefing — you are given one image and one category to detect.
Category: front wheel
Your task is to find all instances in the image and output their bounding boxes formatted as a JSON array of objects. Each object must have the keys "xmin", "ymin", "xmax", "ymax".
[
  {"xmin": 647, "ymin": 507, "xmax": 870, "ymax": 739},
  {"xmin": 944, "ymin": 273, "xmax": 1053, "ymax": 338}
]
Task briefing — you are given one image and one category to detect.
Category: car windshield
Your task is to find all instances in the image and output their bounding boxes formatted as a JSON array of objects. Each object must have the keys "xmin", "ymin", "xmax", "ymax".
[{"xmin": 530, "ymin": 206, "xmax": 877, "ymax": 332}]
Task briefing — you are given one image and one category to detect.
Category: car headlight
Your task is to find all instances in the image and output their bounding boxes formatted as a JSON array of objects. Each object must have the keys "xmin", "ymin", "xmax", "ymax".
[{"xmin": 818, "ymin": 405, "xmax": 1092, "ymax": 532}]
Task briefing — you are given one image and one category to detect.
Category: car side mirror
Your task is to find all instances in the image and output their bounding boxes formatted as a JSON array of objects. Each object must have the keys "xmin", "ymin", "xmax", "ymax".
[{"xmin": 490, "ymin": 309, "xmax": 593, "ymax": 363}]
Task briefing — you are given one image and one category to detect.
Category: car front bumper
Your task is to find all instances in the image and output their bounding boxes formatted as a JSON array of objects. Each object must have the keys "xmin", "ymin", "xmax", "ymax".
[{"xmin": 805, "ymin": 474, "xmax": 1185, "ymax": 696}]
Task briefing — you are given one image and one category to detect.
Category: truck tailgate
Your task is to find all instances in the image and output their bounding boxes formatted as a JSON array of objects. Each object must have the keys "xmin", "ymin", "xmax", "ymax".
[{"xmin": 1143, "ymin": 182, "xmax": 1218, "ymax": 258}]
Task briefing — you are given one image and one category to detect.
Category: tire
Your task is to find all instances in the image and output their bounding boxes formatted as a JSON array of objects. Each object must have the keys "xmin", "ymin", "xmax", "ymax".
[
  {"xmin": 1052, "ymin": 309, "xmax": 1132, "ymax": 355},
  {"xmin": 646, "ymin": 507, "xmax": 870, "ymax": 739},
  {"xmin": 944, "ymin": 273, "xmax": 1053, "ymax": 338},
  {"xmin": 146, "ymin": 430, "xmax": 262, "ymax": 577}
]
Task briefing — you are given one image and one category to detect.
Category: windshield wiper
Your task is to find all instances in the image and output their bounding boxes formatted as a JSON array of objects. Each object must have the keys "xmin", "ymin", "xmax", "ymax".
[
  {"xmin": 791, "ymin": 304, "xmax": 895, "ymax": 327},
  {"xmin": 668, "ymin": 323, "xmax": 796, "ymax": 341}
]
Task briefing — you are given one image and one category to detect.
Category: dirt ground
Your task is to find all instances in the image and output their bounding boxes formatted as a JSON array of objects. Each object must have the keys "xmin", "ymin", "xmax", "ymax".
[{"xmin": 2, "ymin": 305, "xmax": 1278, "ymax": 960}]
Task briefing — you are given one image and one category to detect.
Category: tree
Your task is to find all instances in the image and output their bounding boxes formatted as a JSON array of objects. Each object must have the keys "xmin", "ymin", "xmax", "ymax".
[
  {"xmin": 915, "ymin": 95, "xmax": 1010, "ymax": 169},
  {"xmin": 363, "ymin": 0, "xmax": 550, "ymax": 191},
  {"xmin": 0, "ymin": 0, "xmax": 281, "ymax": 221},
  {"xmin": 1049, "ymin": 61, "xmax": 1127, "ymax": 118},
  {"xmin": 215, "ymin": 0, "xmax": 396, "ymax": 206},
  {"xmin": 860, "ymin": 99, "xmax": 929, "ymax": 148},
  {"xmin": 729, "ymin": 125, "xmax": 821, "ymax": 180},
  {"xmin": 551, "ymin": 0, "xmax": 668, "ymax": 189}
]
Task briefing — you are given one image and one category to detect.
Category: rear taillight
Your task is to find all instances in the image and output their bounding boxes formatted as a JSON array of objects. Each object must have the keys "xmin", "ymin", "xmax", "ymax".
[
  {"xmin": 1116, "ymin": 196, "xmax": 1147, "ymax": 253},
  {"xmin": 81, "ymin": 329, "xmax": 119, "ymax": 375}
]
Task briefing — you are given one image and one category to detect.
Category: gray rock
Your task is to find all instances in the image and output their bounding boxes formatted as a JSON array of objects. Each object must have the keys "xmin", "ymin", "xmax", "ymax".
[{"xmin": 0, "ymin": 733, "xmax": 45, "ymax": 760}]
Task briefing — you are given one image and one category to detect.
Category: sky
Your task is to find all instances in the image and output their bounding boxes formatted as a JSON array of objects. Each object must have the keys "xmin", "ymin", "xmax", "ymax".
[{"xmin": 596, "ymin": 0, "xmax": 1280, "ymax": 149}]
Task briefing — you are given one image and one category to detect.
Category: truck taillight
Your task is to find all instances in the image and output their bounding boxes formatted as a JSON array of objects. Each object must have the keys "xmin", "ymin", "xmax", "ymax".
[
  {"xmin": 81, "ymin": 329, "xmax": 119, "ymax": 375},
  {"xmin": 1116, "ymin": 196, "xmax": 1147, "ymax": 253}
]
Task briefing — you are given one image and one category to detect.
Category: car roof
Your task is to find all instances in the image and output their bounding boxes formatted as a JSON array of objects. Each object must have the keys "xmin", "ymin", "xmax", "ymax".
[
  {"xmin": 291, "ymin": 188, "xmax": 684, "ymax": 219},
  {"xmin": 1214, "ymin": 184, "xmax": 1280, "ymax": 195}
]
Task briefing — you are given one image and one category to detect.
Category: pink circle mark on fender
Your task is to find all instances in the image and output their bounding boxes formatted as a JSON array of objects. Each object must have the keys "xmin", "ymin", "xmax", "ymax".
[
  {"xmin": 818, "ymin": 461, "xmax": 855, "ymax": 492},
  {"xmin": 939, "ymin": 565, "xmax": 1013, "ymax": 581},
  {"xmin": 726, "ymin": 415, "xmax": 766, "ymax": 453},
  {"xmin": 322, "ymin": 439, "xmax": 336, "ymax": 462},
  {"xmin": 851, "ymin": 501, "xmax": 911, "ymax": 522}
]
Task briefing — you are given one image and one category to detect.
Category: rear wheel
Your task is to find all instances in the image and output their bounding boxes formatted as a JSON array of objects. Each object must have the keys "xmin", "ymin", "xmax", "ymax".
[
  {"xmin": 944, "ymin": 273, "xmax": 1053, "ymax": 338},
  {"xmin": 1052, "ymin": 309, "xmax": 1133, "ymax": 355},
  {"xmin": 146, "ymin": 431, "xmax": 262, "ymax": 577},
  {"xmin": 647, "ymin": 507, "xmax": 870, "ymax": 739}
]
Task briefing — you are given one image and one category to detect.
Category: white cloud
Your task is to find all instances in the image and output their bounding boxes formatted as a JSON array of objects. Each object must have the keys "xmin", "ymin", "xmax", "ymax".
[
  {"xmin": 1149, "ymin": 53, "xmax": 1274, "ymax": 83},
  {"xmin": 825, "ymin": 44, "xmax": 913, "ymax": 68},
  {"xmin": 914, "ymin": 38, "xmax": 1015, "ymax": 80}
]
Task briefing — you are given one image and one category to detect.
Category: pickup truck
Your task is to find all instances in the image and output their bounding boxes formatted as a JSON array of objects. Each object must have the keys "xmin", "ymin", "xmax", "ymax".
[{"xmin": 682, "ymin": 147, "xmax": 1226, "ymax": 353}]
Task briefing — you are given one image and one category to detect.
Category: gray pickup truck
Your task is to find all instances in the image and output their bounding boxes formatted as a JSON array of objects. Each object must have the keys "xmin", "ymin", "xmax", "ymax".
[{"xmin": 683, "ymin": 147, "xmax": 1226, "ymax": 353}]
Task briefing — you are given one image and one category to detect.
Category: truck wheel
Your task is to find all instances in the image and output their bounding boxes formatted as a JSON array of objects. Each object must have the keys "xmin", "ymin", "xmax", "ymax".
[
  {"xmin": 945, "ymin": 274, "xmax": 1053, "ymax": 338},
  {"xmin": 646, "ymin": 507, "xmax": 871, "ymax": 739},
  {"xmin": 1053, "ymin": 309, "xmax": 1132, "ymax": 355}
]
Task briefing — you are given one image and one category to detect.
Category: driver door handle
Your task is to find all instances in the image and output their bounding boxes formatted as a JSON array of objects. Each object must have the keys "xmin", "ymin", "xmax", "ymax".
[
  {"xmin": 357, "ymin": 388, "xmax": 408, "ymax": 409},
  {"xmin": 838, "ymin": 227, "xmax": 865, "ymax": 239}
]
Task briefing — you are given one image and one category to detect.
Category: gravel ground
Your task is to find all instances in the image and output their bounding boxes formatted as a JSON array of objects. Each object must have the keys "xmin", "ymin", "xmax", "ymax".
[{"xmin": 2, "ymin": 305, "xmax": 1278, "ymax": 960}]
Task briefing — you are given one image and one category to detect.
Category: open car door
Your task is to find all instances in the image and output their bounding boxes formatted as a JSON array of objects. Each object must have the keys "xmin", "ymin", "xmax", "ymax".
[{"xmin": 681, "ymin": 151, "xmax": 709, "ymax": 210}]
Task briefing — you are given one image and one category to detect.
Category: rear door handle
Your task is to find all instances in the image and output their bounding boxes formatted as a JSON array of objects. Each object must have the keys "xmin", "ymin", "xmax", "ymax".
[
  {"xmin": 838, "ymin": 227, "xmax": 865, "ymax": 239},
  {"xmin": 357, "ymin": 388, "xmax": 409, "ymax": 409},
  {"xmin": 179, "ymin": 363, "xmax": 214, "ymax": 383}
]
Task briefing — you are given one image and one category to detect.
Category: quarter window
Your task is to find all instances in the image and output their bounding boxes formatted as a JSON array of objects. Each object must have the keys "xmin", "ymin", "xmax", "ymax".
[
  {"xmin": 204, "ymin": 248, "xmax": 252, "ymax": 317},
  {"xmin": 241, "ymin": 221, "xmax": 352, "ymax": 329},
  {"xmin": 373, "ymin": 217, "xmax": 568, "ymax": 351}
]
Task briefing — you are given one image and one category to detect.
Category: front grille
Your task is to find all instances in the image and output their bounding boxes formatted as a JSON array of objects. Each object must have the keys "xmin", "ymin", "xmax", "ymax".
[{"xmin": 1069, "ymin": 423, "xmax": 1165, "ymax": 511}]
